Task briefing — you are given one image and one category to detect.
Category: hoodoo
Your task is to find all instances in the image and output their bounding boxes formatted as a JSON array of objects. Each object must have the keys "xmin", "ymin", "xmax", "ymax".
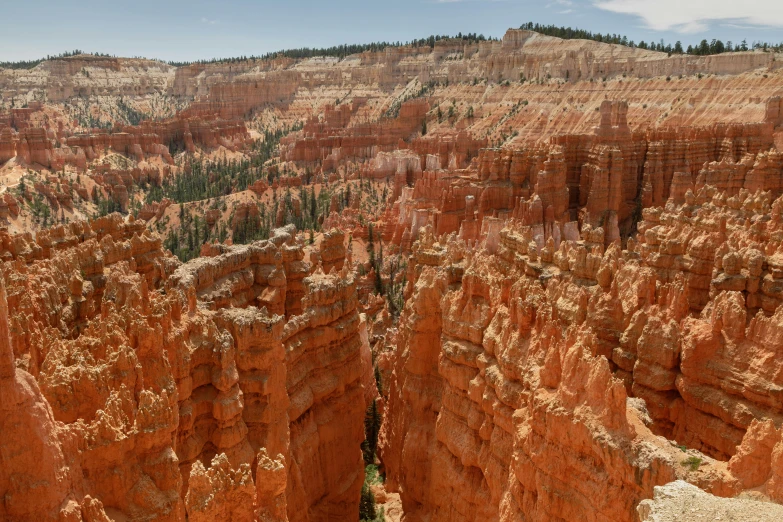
[{"xmin": 1, "ymin": 13, "xmax": 783, "ymax": 521}]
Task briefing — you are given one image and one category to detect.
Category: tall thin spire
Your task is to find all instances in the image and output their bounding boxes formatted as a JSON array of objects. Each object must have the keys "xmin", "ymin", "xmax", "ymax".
[{"xmin": 0, "ymin": 278, "xmax": 14, "ymax": 378}]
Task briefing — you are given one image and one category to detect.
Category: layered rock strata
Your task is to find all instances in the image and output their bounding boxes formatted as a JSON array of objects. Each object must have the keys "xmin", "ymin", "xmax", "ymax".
[
  {"xmin": 378, "ymin": 188, "xmax": 783, "ymax": 520},
  {"xmin": 0, "ymin": 111, "xmax": 251, "ymax": 170},
  {"xmin": 0, "ymin": 219, "xmax": 367, "ymax": 521}
]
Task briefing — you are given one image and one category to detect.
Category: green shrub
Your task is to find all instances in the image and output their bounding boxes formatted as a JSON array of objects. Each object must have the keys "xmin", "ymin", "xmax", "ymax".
[{"xmin": 681, "ymin": 456, "xmax": 702, "ymax": 471}]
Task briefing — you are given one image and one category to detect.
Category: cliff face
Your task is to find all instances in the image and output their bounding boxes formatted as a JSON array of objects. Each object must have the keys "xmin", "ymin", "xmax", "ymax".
[
  {"xmin": 366, "ymin": 97, "xmax": 783, "ymax": 261},
  {"xmin": 378, "ymin": 264, "xmax": 447, "ymax": 515},
  {"xmin": 0, "ymin": 56, "xmax": 174, "ymax": 103},
  {"xmin": 378, "ymin": 184, "xmax": 783, "ymax": 521},
  {"xmin": 3, "ymin": 31, "xmax": 780, "ymax": 138},
  {"xmin": 283, "ymin": 269, "xmax": 366, "ymax": 521},
  {"xmin": 0, "ymin": 220, "xmax": 365, "ymax": 522},
  {"xmin": 173, "ymin": 31, "xmax": 782, "ymax": 124},
  {"xmin": 0, "ymin": 109, "xmax": 251, "ymax": 170}
]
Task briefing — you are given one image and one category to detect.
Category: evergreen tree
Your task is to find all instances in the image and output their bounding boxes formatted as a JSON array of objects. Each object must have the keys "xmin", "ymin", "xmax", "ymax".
[
  {"xmin": 367, "ymin": 223, "xmax": 376, "ymax": 275},
  {"xmin": 375, "ymin": 241, "xmax": 384, "ymax": 295},
  {"xmin": 362, "ymin": 400, "xmax": 382, "ymax": 465},
  {"xmin": 359, "ymin": 483, "xmax": 377, "ymax": 521},
  {"xmin": 374, "ymin": 366, "xmax": 383, "ymax": 395}
]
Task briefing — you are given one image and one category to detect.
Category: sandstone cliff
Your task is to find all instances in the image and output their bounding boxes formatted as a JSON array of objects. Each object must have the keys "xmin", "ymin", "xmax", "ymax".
[
  {"xmin": 0, "ymin": 219, "xmax": 365, "ymax": 521},
  {"xmin": 378, "ymin": 200, "xmax": 783, "ymax": 520}
]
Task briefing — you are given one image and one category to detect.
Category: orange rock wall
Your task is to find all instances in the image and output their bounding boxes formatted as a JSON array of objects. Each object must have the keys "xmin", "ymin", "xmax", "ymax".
[
  {"xmin": 379, "ymin": 179, "xmax": 783, "ymax": 520},
  {"xmin": 0, "ymin": 111, "xmax": 251, "ymax": 170},
  {"xmin": 0, "ymin": 220, "xmax": 366, "ymax": 521}
]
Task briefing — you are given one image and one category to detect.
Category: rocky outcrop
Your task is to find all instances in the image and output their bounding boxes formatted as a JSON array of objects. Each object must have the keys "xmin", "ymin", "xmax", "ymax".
[
  {"xmin": 280, "ymin": 99, "xmax": 428, "ymax": 171},
  {"xmin": 185, "ymin": 454, "xmax": 255, "ymax": 522},
  {"xmin": 378, "ymin": 202, "xmax": 783, "ymax": 520},
  {"xmin": 283, "ymin": 267, "xmax": 366, "ymax": 521},
  {"xmin": 309, "ymin": 228, "xmax": 346, "ymax": 273},
  {"xmin": 0, "ymin": 217, "xmax": 367, "ymax": 521},
  {"xmin": 382, "ymin": 100, "xmax": 780, "ymax": 252},
  {"xmin": 0, "ymin": 277, "xmax": 100, "ymax": 521},
  {"xmin": 378, "ymin": 263, "xmax": 447, "ymax": 516},
  {"xmin": 637, "ymin": 481, "xmax": 783, "ymax": 521},
  {"xmin": 0, "ymin": 103, "xmax": 250, "ymax": 172}
]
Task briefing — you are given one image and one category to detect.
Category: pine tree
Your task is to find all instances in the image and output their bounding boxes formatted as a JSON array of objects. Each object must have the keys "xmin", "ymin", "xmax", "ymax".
[
  {"xmin": 374, "ymin": 366, "xmax": 382, "ymax": 395},
  {"xmin": 362, "ymin": 400, "xmax": 382, "ymax": 465},
  {"xmin": 374, "ymin": 241, "xmax": 384, "ymax": 295},
  {"xmin": 359, "ymin": 482, "xmax": 377, "ymax": 521},
  {"xmin": 367, "ymin": 223, "xmax": 376, "ymax": 277}
]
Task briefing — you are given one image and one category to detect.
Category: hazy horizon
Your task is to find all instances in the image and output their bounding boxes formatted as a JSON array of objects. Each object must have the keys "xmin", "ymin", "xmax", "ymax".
[{"xmin": 1, "ymin": 0, "xmax": 782, "ymax": 63}]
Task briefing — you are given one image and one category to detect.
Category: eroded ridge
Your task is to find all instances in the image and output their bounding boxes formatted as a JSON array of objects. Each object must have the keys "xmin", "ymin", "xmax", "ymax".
[
  {"xmin": 378, "ymin": 185, "xmax": 783, "ymax": 520},
  {"xmin": 0, "ymin": 220, "xmax": 373, "ymax": 521}
]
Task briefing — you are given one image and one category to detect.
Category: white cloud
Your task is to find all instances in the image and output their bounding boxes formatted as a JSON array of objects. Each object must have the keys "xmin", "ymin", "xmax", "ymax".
[
  {"xmin": 721, "ymin": 23, "xmax": 754, "ymax": 30},
  {"xmin": 201, "ymin": 17, "xmax": 218, "ymax": 25},
  {"xmin": 593, "ymin": 0, "xmax": 783, "ymax": 32}
]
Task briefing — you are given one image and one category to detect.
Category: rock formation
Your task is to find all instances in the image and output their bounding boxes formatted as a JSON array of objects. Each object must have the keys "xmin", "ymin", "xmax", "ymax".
[
  {"xmin": 1, "ymin": 25, "xmax": 783, "ymax": 522},
  {"xmin": 638, "ymin": 481, "xmax": 783, "ymax": 521},
  {"xmin": 0, "ymin": 218, "xmax": 366, "ymax": 521},
  {"xmin": 376, "ymin": 180, "xmax": 783, "ymax": 520}
]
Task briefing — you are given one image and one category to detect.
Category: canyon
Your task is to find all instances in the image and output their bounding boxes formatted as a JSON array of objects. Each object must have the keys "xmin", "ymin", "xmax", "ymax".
[{"xmin": 1, "ymin": 26, "xmax": 783, "ymax": 521}]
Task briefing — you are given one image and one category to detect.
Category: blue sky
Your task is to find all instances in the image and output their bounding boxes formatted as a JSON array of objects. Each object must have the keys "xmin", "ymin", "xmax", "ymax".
[{"xmin": 1, "ymin": 0, "xmax": 782, "ymax": 62}]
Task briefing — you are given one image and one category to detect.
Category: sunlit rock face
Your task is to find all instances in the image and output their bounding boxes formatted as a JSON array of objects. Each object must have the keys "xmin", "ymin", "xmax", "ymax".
[
  {"xmin": 378, "ymin": 186, "xmax": 783, "ymax": 520},
  {"xmin": 2, "ymin": 25, "xmax": 783, "ymax": 522},
  {"xmin": 0, "ymin": 219, "xmax": 365, "ymax": 521}
]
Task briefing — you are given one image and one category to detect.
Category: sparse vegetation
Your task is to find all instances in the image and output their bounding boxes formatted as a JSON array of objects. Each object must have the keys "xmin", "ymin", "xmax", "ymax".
[
  {"xmin": 168, "ymin": 32, "xmax": 495, "ymax": 66},
  {"xmin": 147, "ymin": 126, "xmax": 297, "ymax": 206},
  {"xmin": 384, "ymin": 82, "xmax": 432, "ymax": 119},
  {"xmin": 0, "ymin": 49, "xmax": 111, "ymax": 70},
  {"xmin": 519, "ymin": 21, "xmax": 782, "ymax": 54},
  {"xmin": 681, "ymin": 456, "xmax": 703, "ymax": 472}
]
